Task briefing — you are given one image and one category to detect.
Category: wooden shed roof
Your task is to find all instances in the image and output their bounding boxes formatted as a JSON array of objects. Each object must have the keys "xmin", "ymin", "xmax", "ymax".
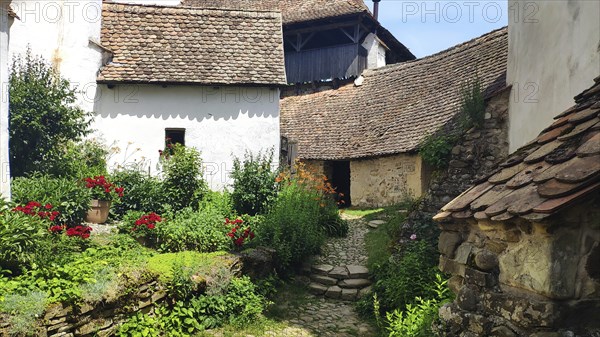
[{"xmin": 435, "ymin": 75, "xmax": 600, "ymax": 223}]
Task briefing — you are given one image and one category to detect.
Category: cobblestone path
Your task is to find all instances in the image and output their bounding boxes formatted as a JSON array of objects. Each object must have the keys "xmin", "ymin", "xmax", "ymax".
[{"xmin": 267, "ymin": 213, "xmax": 377, "ymax": 337}]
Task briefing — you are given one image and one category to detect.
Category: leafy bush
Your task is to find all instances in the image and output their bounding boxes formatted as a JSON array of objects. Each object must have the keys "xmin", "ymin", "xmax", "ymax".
[
  {"xmin": 230, "ymin": 150, "xmax": 277, "ymax": 216},
  {"xmin": 160, "ymin": 143, "xmax": 207, "ymax": 211},
  {"xmin": 0, "ymin": 210, "xmax": 48, "ymax": 273},
  {"xmin": 12, "ymin": 175, "xmax": 92, "ymax": 226},
  {"xmin": 51, "ymin": 139, "xmax": 109, "ymax": 179},
  {"xmin": 110, "ymin": 168, "xmax": 164, "ymax": 219},
  {"xmin": 117, "ymin": 312, "xmax": 160, "ymax": 337},
  {"xmin": 257, "ymin": 180, "xmax": 325, "ymax": 275},
  {"xmin": 362, "ymin": 240, "xmax": 440, "ymax": 316},
  {"xmin": 419, "ymin": 134, "xmax": 456, "ymax": 170},
  {"xmin": 154, "ymin": 207, "xmax": 231, "ymax": 253},
  {"xmin": 386, "ymin": 274, "xmax": 452, "ymax": 337},
  {"xmin": 319, "ymin": 196, "xmax": 349, "ymax": 237},
  {"xmin": 8, "ymin": 47, "xmax": 91, "ymax": 177}
]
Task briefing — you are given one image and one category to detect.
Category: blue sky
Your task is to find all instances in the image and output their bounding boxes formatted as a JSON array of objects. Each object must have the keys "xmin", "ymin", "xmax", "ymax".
[{"xmin": 366, "ymin": 0, "xmax": 508, "ymax": 58}]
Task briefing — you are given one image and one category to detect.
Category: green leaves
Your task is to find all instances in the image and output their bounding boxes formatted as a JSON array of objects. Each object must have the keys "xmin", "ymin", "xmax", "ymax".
[
  {"xmin": 231, "ymin": 149, "xmax": 277, "ymax": 216},
  {"xmin": 9, "ymin": 47, "xmax": 91, "ymax": 177},
  {"xmin": 160, "ymin": 144, "xmax": 207, "ymax": 212}
]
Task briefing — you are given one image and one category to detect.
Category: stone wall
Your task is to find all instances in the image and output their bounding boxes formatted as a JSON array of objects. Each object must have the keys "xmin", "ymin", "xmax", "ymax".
[
  {"xmin": 350, "ymin": 154, "xmax": 427, "ymax": 207},
  {"xmin": 436, "ymin": 198, "xmax": 600, "ymax": 337},
  {"xmin": 420, "ymin": 90, "xmax": 510, "ymax": 215},
  {"xmin": 0, "ymin": 278, "xmax": 167, "ymax": 337},
  {"xmin": 302, "ymin": 153, "xmax": 427, "ymax": 208}
]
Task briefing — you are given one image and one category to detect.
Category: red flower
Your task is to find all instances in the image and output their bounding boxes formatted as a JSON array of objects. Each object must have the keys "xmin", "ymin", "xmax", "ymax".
[
  {"xmin": 235, "ymin": 237, "xmax": 244, "ymax": 246},
  {"xmin": 147, "ymin": 224, "xmax": 155, "ymax": 230},
  {"xmin": 45, "ymin": 203, "xmax": 52, "ymax": 210}
]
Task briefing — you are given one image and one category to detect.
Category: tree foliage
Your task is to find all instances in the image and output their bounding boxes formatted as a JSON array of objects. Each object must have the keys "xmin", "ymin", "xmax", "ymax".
[{"xmin": 9, "ymin": 48, "xmax": 91, "ymax": 177}]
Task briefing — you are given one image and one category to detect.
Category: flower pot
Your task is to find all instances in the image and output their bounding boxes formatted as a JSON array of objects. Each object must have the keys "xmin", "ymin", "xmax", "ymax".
[{"xmin": 85, "ymin": 199, "xmax": 111, "ymax": 224}]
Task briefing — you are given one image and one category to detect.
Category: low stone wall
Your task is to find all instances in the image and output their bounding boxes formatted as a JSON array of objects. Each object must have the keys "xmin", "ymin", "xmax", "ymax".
[
  {"xmin": 435, "ymin": 200, "xmax": 600, "ymax": 336},
  {"xmin": 42, "ymin": 280, "xmax": 166, "ymax": 337}
]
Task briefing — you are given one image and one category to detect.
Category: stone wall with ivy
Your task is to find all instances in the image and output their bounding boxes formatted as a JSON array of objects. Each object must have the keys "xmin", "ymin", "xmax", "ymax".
[{"xmin": 419, "ymin": 89, "xmax": 510, "ymax": 216}]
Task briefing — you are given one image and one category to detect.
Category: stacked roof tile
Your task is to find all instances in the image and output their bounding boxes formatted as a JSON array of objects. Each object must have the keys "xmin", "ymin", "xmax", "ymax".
[
  {"xmin": 435, "ymin": 76, "xmax": 600, "ymax": 222},
  {"xmin": 97, "ymin": 3, "xmax": 287, "ymax": 86},
  {"xmin": 181, "ymin": 0, "xmax": 369, "ymax": 24},
  {"xmin": 280, "ymin": 27, "xmax": 508, "ymax": 160}
]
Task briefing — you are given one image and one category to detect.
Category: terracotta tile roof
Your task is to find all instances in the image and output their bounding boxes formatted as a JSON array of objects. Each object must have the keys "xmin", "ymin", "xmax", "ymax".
[
  {"xmin": 97, "ymin": 2, "xmax": 287, "ymax": 86},
  {"xmin": 281, "ymin": 27, "xmax": 508, "ymax": 160},
  {"xmin": 435, "ymin": 75, "xmax": 600, "ymax": 222},
  {"xmin": 180, "ymin": 0, "xmax": 369, "ymax": 24}
]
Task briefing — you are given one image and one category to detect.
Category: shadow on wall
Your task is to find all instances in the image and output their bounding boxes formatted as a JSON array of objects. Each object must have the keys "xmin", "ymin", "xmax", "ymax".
[{"xmin": 92, "ymin": 84, "xmax": 280, "ymax": 122}]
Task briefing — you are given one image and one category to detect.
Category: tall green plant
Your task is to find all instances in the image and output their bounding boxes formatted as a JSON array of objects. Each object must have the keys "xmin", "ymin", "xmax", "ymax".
[
  {"xmin": 160, "ymin": 144, "xmax": 207, "ymax": 211},
  {"xmin": 230, "ymin": 150, "xmax": 277, "ymax": 216},
  {"xmin": 9, "ymin": 47, "xmax": 91, "ymax": 177},
  {"xmin": 257, "ymin": 181, "xmax": 325, "ymax": 274},
  {"xmin": 460, "ymin": 77, "xmax": 485, "ymax": 129}
]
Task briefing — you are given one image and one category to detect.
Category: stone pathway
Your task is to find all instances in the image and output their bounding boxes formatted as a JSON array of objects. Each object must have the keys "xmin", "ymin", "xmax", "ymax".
[{"xmin": 269, "ymin": 213, "xmax": 377, "ymax": 337}]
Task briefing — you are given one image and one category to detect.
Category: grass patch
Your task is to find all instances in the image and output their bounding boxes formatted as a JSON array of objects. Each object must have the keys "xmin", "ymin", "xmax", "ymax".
[
  {"xmin": 342, "ymin": 207, "xmax": 385, "ymax": 218},
  {"xmin": 145, "ymin": 251, "xmax": 230, "ymax": 283},
  {"xmin": 363, "ymin": 206, "xmax": 409, "ymax": 271}
]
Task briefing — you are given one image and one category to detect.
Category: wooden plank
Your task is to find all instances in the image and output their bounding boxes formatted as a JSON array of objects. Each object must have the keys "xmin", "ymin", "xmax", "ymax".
[
  {"xmin": 538, "ymin": 177, "xmax": 600, "ymax": 199},
  {"xmin": 488, "ymin": 162, "xmax": 529, "ymax": 183},
  {"xmin": 577, "ymin": 132, "xmax": 600, "ymax": 157},
  {"xmin": 524, "ymin": 140, "xmax": 563, "ymax": 164},
  {"xmin": 484, "ymin": 184, "xmax": 538, "ymax": 217},
  {"xmin": 533, "ymin": 182, "xmax": 600, "ymax": 214},
  {"xmin": 506, "ymin": 161, "xmax": 552, "ymax": 189},
  {"xmin": 555, "ymin": 155, "xmax": 600, "ymax": 183},
  {"xmin": 470, "ymin": 184, "xmax": 513, "ymax": 211},
  {"xmin": 442, "ymin": 181, "xmax": 494, "ymax": 212}
]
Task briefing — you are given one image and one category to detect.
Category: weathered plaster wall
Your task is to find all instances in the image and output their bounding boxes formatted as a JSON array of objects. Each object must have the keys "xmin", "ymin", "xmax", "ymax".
[
  {"xmin": 350, "ymin": 154, "xmax": 426, "ymax": 207},
  {"xmin": 436, "ymin": 198, "xmax": 600, "ymax": 336},
  {"xmin": 507, "ymin": 0, "xmax": 600, "ymax": 152},
  {"xmin": 0, "ymin": 2, "xmax": 10, "ymax": 199},
  {"xmin": 362, "ymin": 33, "xmax": 386, "ymax": 70},
  {"xmin": 8, "ymin": 0, "xmax": 104, "ymax": 114},
  {"xmin": 93, "ymin": 84, "xmax": 280, "ymax": 190}
]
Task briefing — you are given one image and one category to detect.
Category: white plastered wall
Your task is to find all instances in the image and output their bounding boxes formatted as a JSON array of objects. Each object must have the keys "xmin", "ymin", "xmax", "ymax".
[
  {"xmin": 92, "ymin": 84, "xmax": 281, "ymax": 190},
  {"xmin": 507, "ymin": 0, "xmax": 600, "ymax": 152},
  {"xmin": 362, "ymin": 32, "xmax": 387, "ymax": 70}
]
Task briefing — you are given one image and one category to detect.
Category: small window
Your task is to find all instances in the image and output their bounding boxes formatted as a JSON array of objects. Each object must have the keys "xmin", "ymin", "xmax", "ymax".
[{"xmin": 165, "ymin": 128, "xmax": 185, "ymax": 146}]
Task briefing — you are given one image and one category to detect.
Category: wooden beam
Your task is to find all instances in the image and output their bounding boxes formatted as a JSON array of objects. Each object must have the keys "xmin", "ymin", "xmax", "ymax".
[
  {"xmin": 299, "ymin": 32, "xmax": 316, "ymax": 50},
  {"xmin": 284, "ymin": 20, "xmax": 358, "ymax": 36}
]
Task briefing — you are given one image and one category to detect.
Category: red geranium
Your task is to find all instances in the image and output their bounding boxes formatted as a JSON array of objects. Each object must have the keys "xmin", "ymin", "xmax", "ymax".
[
  {"xmin": 13, "ymin": 201, "xmax": 61, "ymax": 223},
  {"xmin": 225, "ymin": 218, "xmax": 255, "ymax": 249},
  {"xmin": 66, "ymin": 225, "xmax": 92, "ymax": 239},
  {"xmin": 131, "ymin": 212, "xmax": 161, "ymax": 238},
  {"xmin": 83, "ymin": 176, "xmax": 124, "ymax": 201}
]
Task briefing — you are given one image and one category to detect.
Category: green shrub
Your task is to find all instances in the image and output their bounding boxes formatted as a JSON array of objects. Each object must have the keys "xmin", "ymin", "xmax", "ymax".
[
  {"xmin": 257, "ymin": 180, "xmax": 325, "ymax": 275},
  {"xmin": 386, "ymin": 274, "xmax": 452, "ymax": 337},
  {"xmin": 0, "ymin": 291, "xmax": 47, "ymax": 336},
  {"xmin": 363, "ymin": 240, "xmax": 439, "ymax": 315},
  {"xmin": 230, "ymin": 150, "xmax": 277, "ymax": 216},
  {"xmin": 0, "ymin": 209, "xmax": 48, "ymax": 273},
  {"xmin": 12, "ymin": 175, "xmax": 92, "ymax": 226},
  {"xmin": 419, "ymin": 134, "xmax": 456, "ymax": 170},
  {"xmin": 51, "ymin": 139, "xmax": 108, "ymax": 179},
  {"xmin": 160, "ymin": 144, "xmax": 207, "ymax": 211},
  {"xmin": 117, "ymin": 312, "xmax": 160, "ymax": 337},
  {"xmin": 9, "ymin": 47, "xmax": 91, "ymax": 177},
  {"xmin": 154, "ymin": 207, "xmax": 231, "ymax": 253},
  {"xmin": 319, "ymin": 196, "xmax": 349, "ymax": 237},
  {"xmin": 110, "ymin": 168, "xmax": 164, "ymax": 219}
]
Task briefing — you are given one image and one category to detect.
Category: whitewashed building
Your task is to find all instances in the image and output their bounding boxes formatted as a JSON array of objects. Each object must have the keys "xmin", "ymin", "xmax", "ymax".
[
  {"xmin": 0, "ymin": 1, "xmax": 11, "ymax": 198},
  {"xmin": 6, "ymin": 0, "xmax": 286, "ymax": 190}
]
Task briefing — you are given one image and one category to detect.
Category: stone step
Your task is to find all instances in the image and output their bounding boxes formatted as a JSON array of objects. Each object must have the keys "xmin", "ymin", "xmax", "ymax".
[
  {"xmin": 310, "ymin": 274, "xmax": 337, "ymax": 286},
  {"xmin": 338, "ymin": 278, "xmax": 372, "ymax": 289},
  {"xmin": 310, "ymin": 264, "xmax": 371, "ymax": 280}
]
